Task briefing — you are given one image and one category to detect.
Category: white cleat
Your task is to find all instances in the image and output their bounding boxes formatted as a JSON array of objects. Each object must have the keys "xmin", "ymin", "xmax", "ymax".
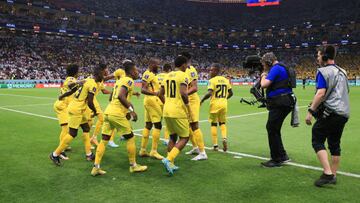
[
  {"xmin": 191, "ymin": 153, "xmax": 208, "ymax": 161},
  {"xmin": 185, "ymin": 148, "xmax": 200, "ymax": 155},
  {"xmin": 107, "ymin": 141, "xmax": 119, "ymax": 148}
]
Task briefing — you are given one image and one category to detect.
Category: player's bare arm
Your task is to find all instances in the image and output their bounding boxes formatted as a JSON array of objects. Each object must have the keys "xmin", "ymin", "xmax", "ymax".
[
  {"xmin": 141, "ymin": 81, "xmax": 158, "ymax": 96},
  {"xmin": 200, "ymin": 89, "xmax": 213, "ymax": 105},
  {"xmin": 118, "ymin": 86, "xmax": 137, "ymax": 122},
  {"xmin": 227, "ymin": 89, "xmax": 233, "ymax": 99},
  {"xmin": 188, "ymin": 79, "xmax": 198, "ymax": 95},
  {"xmin": 87, "ymin": 92, "xmax": 97, "ymax": 117}
]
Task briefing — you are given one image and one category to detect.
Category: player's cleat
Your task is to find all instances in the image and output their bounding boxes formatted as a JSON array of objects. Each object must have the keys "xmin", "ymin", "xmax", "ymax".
[
  {"xmin": 119, "ymin": 136, "xmax": 126, "ymax": 141},
  {"xmin": 213, "ymin": 145, "xmax": 219, "ymax": 151},
  {"xmin": 162, "ymin": 158, "xmax": 174, "ymax": 176},
  {"xmin": 163, "ymin": 140, "xmax": 169, "ymax": 146},
  {"xmin": 185, "ymin": 147, "xmax": 200, "ymax": 155},
  {"xmin": 129, "ymin": 164, "xmax": 148, "ymax": 173},
  {"xmin": 49, "ymin": 153, "xmax": 61, "ymax": 166},
  {"xmin": 139, "ymin": 149, "xmax": 150, "ymax": 157},
  {"xmin": 90, "ymin": 136, "xmax": 99, "ymax": 146},
  {"xmin": 90, "ymin": 145, "xmax": 95, "ymax": 150},
  {"xmin": 222, "ymin": 139, "xmax": 228, "ymax": 152},
  {"xmin": 86, "ymin": 152, "xmax": 95, "ymax": 161},
  {"xmin": 59, "ymin": 152, "xmax": 69, "ymax": 160},
  {"xmin": 107, "ymin": 141, "xmax": 119, "ymax": 148},
  {"xmin": 91, "ymin": 167, "xmax": 107, "ymax": 176},
  {"xmin": 314, "ymin": 173, "xmax": 336, "ymax": 187},
  {"xmin": 65, "ymin": 146, "xmax": 72, "ymax": 152},
  {"xmin": 170, "ymin": 162, "xmax": 179, "ymax": 171},
  {"xmin": 150, "ymin": 151, "xmax": 164, "ymax": 160},
  {"xmin": 191, "ymin": 153, "xmax": 208, "ymax": 161},
  {"xmin": 281, "ymin": 155, "xmax": 291, "ymax": 163}
]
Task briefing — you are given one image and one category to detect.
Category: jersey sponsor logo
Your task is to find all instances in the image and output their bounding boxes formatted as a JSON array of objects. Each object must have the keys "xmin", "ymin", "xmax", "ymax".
[
  {"xmin": 144, "ymin": 75, "xmax": 149, "ymax": 79},
  {"xmin": 127, "ymin": 80, "xmax": 133, "ymax": 86}
]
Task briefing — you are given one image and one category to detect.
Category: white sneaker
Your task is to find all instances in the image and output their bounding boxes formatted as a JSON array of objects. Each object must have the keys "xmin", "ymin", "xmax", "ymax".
[
  {"xmin": 108, "ymin": 141, "xmax": 119, "ymax": 148},
  {"xmin": 185, "ymin": 147, "xmax": 200, "ymax": 155},
  {"xmin": 191, "ymin": 153, "xmax": 208, "ymax": 161}
]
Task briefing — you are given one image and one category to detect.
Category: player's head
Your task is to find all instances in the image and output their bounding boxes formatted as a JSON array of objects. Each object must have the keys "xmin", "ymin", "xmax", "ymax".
[
  {"xmin": 163, "ymin": 63, "xmax": 172, "ymax": 73},
  {"xmin": 317, "ymin": 45, "xmax": 336, "ymax": 66},
  {"xmin": 66, "ymin": 64, "xmax": 79, "ymax": 77},
  {"xmin": 93, "ymin": 63, "xmax": 108, "ymax": 82},
  {"xmin": 149, "ymin": 58, "xmax": 160, "ymax": 73},
  {"xmin": 124, "ymin": 61, "xmax": 139, "ymax": 80},
  {"xmin": 175, "ymin": 56, "xmax": 188, "ymax": 72},
  {"xmin": 210, "ymin": 63, "xmax": 221, "ymax": 78},
  {"xmin": 261, "ymin": 52, "xmax": 277, "ymax": 68},
  {"xmin": 180, "ymin": 51, "xmax": 192, "ymax": 65}
]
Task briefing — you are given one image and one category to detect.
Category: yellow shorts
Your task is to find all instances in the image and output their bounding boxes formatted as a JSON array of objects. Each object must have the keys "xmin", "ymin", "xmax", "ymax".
[
  {"xmin": 189, "ymin": 94, "xmax": 200, "ymax": 123},
  {"xmin": 53, "ymin": 100, "xmax": 68, "ymax": 125},
  {"xmin": 164, "ymin": 117, "xmax": 189, "ymax": 138},
  {"xmin": 68, "ymin": 111, "xmax": 90, "ymax": 129},
  {"xmin": 102, "ymin": 114, "xmax": 132, "ymax": 136},
  {"xmin": 209, "ymin": 108, "xmax": 227, "ymax": 123},
  {"xmin": 144, "ymin": 98, "xmax": 163, "ymax": 123}
]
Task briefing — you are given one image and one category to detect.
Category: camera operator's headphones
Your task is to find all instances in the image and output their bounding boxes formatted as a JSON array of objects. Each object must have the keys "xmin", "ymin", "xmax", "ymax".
[
  {"xmin": 321, "ymin": 45, "xmax": 336, "ymax": 62},
  {"xmin": 261, "ymin": 52, "xmax": 277, "ymax": 67}
]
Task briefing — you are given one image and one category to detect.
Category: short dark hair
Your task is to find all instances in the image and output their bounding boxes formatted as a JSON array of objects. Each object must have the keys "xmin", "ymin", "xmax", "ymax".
[
  {"xmin": 211, "ymin": 63, "xmax": 222, "ymax": 71},
  {"xmin": 66, "ymin": 64, "xmax": 79, "ymax": 77},
  {"xmin": 175, "ymin": 56, "xmax": 188, "ymax": 68},
  {"xmin": 123, "ymin": 61, "xmax": 135, "ymax": 74},
  {"xmin": 318, "ymin": 45, "xmax": 336, "ymax": 60},
  {"xmin": 180, "ymin": 52, "xmax": 192, "ymax": 60},
  {"xmin": 163, "ymin": 63, "xmax": 172, "ymax": 72},
  {"xmin": 93, "ymin": 63, "xmax": 107, "ymax": 78}
]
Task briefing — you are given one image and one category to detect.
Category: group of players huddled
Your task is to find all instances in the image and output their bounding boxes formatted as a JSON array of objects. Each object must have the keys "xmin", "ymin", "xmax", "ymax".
[{"xmin": 49, "ymin": 52, "xmax": 233, "ymax": 176}]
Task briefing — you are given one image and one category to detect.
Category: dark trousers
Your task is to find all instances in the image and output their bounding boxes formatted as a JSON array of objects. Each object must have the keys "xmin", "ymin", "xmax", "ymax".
[{"xmin": 266, "ymin": 106, "xmax": 292, "ymax": 162}]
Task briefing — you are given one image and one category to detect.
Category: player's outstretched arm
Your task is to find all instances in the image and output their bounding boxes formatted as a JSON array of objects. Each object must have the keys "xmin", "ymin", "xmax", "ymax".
[
  {"xmin": 87, "ymin": 93, "xmax": 97, "ymax": 117},
  {"xmin": 141, "ymin": 81, "xmax": 158, "ymax": 96},
  {"xmin": 188, "ymin": 79, "xmax": 198, "ymax": 95},
  {"xmin": 101, "ymin": 88, "xmax": 111, "ymax": 94},
  {"xmin": 104, "ymin": 74, "xmax": 115, "ymax": 81},
  {"xmin": 200, "ymin": 89, "xmax": 213, "ymax": 105},
  {"xmin": 58, "ymin": 83, "xmax": 80, "ymax": 100},
  {"xmin": 158, "ymin": 86, "xmax": 165, "ymax": 104}
]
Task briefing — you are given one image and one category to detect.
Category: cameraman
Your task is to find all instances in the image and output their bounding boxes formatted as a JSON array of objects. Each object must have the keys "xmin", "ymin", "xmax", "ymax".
[
  {"xmin": 260, "ymin": 52, "xmax": 294, "ymax": 167},
  {"xmin": 306, "ymin": 45, "xmax": 349, "ymax": 187}
]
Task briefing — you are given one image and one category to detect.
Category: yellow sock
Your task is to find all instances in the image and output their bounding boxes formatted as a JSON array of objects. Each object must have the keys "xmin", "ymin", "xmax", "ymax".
[
  {"xmin": 211, "ymin": 126, "xmax": 218, "ymax": 146},
  {"xmin": 140, "ymin": 128, "xmax": 150, "ymax": 151},
  {"xmin": 194, "ymin": 129, "xmax": 205, "ymax": 152},
  {"xmin": 82, "ymin": 132, "xmax": 91, "ymax": 155},
  {"xmin": 127, "ymin": 136, "xmax": 136, "ymax": 165},
  {"xmin": 59, "ymin": 125, "xmax": 68, "ymax": 142},
  {"xmin": 110, "ymin": 130, "xmax": 115, "ymax": 141},
  {"xmin": 151, "ymin": 128, "xmax": 161, "ymax": 151},
  {"xmin": 166, "ymin": 147, "xmax": 180, "ymax": 163},
  {"xmin": 164, "ymin": 128, "xmax": 169, "ymax": 140},
  {"xmin": 220, "ymin": 124, "xmax": 227, "ymax": 140},
  {"xmin": 189, "ymin": 129, "xmax": 197, "ymax": 148},
  {"xmin": 54, "ymin": 133, "xmax": 74, "ymax": 155},
  {"xmin": 93, "ymin": 113, "xmax": 104, "ymax": 138},
  {"xmin": 94, "ymin": 140, "xmax": 108, "ymax": 166}
]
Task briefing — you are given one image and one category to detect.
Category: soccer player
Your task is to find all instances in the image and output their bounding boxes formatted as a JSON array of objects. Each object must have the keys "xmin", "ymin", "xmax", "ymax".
[
  {"xmin": 181, "ymin": 52, "xmax": 207, "ymax": 161},
  {"xmin": 157, "ymin": 63, "xmax": 172, "ymax": 145},
  {"xmin": 53, "ymin": 64, "xmax": 80, "ymax": 160},
  {"xmin": 91, "ymin": 61, "xmax": 147, "ymax": 176},
  {"xmin": 139, "ymin": 58, "xmax": 164, "ymax": 160},
  {"xmin": 200, "ymin": 63, "xmax": 233, "ymax": 152},
  {"xmin": 160, "ymin": 56, "xmax": 191, "ymax": 176},
  {"xmin": 49, "ymin": 64, "xmax": 108, "ymax": 166}
]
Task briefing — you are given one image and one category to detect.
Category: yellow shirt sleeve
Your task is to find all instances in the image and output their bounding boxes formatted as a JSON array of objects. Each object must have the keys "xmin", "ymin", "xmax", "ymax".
[
  {"xmin": 87, "ymin": 80, "xmax": 97, "ymax": 95},
  {"xmin": 114, "ymin": 69, "xmax": 125, "ymax": 80},
  {"xmin": 189, "ymin": 66, "xmax": 198, "ymax": 82},
  {"xmin": 208, "ymin": 78, "xmax": 215, "ymax": 90},
  {"xmin": 120, "ymin": 77, "xmax": 134, "ymax": 91},
  {"xmin": 142, "ymin": 71, "xmax": 154, "ymax": 83}
]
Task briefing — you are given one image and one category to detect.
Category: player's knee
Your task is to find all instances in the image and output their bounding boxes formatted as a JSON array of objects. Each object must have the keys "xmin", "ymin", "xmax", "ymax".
[
  {"xmin": 312, "ymin": 141, "xmax": 326, "ymax": 153},
  {"xmin": 170, "ymin": 134, "xmax": 177, "ymax": 142},
  {"xmin": 81, "ymin": 123, "xmax": 90, "ymax": 132},
  {"xmin": 145, "ymin": 122, "xmax": 153, "ymax": 130},
  {"xmin": 328, "ymin": 143, "xmax": 341, "ymax": 156},
  {"xmin": 211, "ymin": 123, "xmax": 217, "ymax": 127},
  {"xmin": 190, "ymin": 122, "xmax": 198, "ymax": 131},
  {"xmin": 154, "ymin": 122, "xmax": 162, "ymax": 130},
  {"xmin": 69, "ymin": 128, "xmax": 78, "ymax": 138},
  {"xmin": 102, "ymin": 134, "xmax": 111, "ymax": 141},
  {"xmin": 123, "ymin": 132, "xmax": 134, "ymax": 140}
]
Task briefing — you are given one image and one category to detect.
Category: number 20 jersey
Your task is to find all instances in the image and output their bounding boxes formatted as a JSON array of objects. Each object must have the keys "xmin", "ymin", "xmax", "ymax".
[{"xmin": 207, "ymin": 76, "xmax": 232, "ymax": 113}]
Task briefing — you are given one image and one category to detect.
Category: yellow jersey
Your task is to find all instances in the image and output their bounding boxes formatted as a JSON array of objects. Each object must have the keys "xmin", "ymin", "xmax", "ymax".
[
  {"xmin": 163, "ymin": 70, "xmax": 189, "ymax": 118},
  {"xmin": 95, "ymin": 81, "xmax": 105, "ymax": 96},
  {"xmin": 208, "ymin": 76, "xmax": 232, "ymax": 113},
  {"xmin": 104, "ymin": 76, "xmax": 134, "ymax": 117},
  {"xmin": 59, "ymin": 76, "xmax": 77, "ymax": 105},
  {"xmin": 142, "ymin": 69, "xmax": 160, "ymax": 101},
  {"xmin": 114, "ymin": 68, "xmax": 125, "ymax": 81},
  {"xmin": 157, "ymin": 72, "xmax": 169, "ymax": 86},
  {"xmin": 185, "ymin": 65, "xmax": 199, "ymax": 100},
  {"xmin": 68, "ymin": 78, "xmax": 97, "ymax": 114}
]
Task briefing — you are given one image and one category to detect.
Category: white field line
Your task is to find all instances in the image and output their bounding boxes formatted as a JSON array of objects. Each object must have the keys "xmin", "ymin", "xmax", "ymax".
[
  {"xmin": 0, "ymin": 103, "xmax": 53, "ymax": 108},
  {"xmin": 1, "ymin": 106, "xmax": 359, "ymax": 178},
  {"xmin": 0, "ymin": 93, "xmax": 55, "ymax": 100}
]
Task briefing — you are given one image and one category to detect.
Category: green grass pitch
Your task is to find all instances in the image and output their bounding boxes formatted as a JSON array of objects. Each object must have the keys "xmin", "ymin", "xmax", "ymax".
[{"xmin": 0, "ymin": 86, "xmax": 359, "ymax": 202}]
